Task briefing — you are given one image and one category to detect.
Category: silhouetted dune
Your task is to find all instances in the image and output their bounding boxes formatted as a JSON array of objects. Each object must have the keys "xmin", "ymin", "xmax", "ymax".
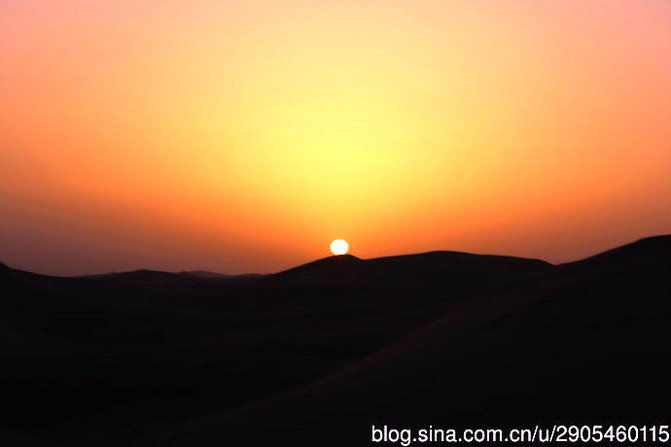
[
  {"xmin": 273, "ymin": 253, "xmax": 363, "ymax": 279},
  {"xmin": 131, "ymin": 236, "xmax": 669, "ymax": 446},
  {"xmin": 269, "ymin": 251, "xmax": 553, "ymax": 294},
  {"xmin": 559, "ymin": 235, "xmax": 671, "ymax": 271},
  {"xmin": 0, "ymin": 236, "xmax": 669, "ymax": 446}
]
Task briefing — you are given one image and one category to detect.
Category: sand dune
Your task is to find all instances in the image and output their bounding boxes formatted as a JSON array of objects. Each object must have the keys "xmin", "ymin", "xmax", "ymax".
[{"xmin": 1, "ymin": 237, "xmax": 669, "ymax": 446}]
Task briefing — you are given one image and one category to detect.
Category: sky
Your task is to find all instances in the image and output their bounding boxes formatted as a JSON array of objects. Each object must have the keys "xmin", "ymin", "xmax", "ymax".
[{"xmin": 1, "ymin": 0, "xmax": 670, "ymax": 275}]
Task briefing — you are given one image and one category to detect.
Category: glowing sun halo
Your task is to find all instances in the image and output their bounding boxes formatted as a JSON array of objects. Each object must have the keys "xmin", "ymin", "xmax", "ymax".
[{"xmin": 330, "ymin": 239, "xmax": 349, "ymax": 256}]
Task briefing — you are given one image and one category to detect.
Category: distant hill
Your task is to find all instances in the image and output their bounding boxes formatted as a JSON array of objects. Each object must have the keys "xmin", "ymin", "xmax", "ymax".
[
  {"xmin": 269, "ymin": 251, "xmax": 552, "ymax": 295},
  {"xmin": 73, "ymin": 269, "xmax": 263, "ymax": 286},
  {"xmin": 182, "ymin": 270, "xmax": 264, "ymax": 280},
  {"xmin": 181, "ymin": 270, "xmax": 229, "ymax": 278}
]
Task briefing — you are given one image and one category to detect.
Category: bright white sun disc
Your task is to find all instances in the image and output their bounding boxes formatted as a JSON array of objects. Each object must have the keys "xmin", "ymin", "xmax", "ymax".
[{"xmin": 330, "ymin": 239, "xmax": 349, "ymax": 255}]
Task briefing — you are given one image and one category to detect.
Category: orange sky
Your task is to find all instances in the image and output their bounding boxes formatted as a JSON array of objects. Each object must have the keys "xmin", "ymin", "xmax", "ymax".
[{"xmin": 1, "ymin": 0, "xmax": 670, "ymax": 275}]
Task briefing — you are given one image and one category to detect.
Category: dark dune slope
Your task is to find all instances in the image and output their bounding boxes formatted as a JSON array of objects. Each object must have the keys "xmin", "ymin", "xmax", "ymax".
[
  {"xmin": 0, "ymin": 250, "xmax": 553, "ymax": 446},
  {"xmin": 138, "ymin": 236, "xmax": 671, "ymax": 447}
]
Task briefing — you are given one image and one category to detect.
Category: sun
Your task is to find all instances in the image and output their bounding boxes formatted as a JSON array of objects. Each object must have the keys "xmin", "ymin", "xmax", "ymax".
[{"xmin": 330, "ymin": 239, "xmax": 349, "ymax": 256}]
